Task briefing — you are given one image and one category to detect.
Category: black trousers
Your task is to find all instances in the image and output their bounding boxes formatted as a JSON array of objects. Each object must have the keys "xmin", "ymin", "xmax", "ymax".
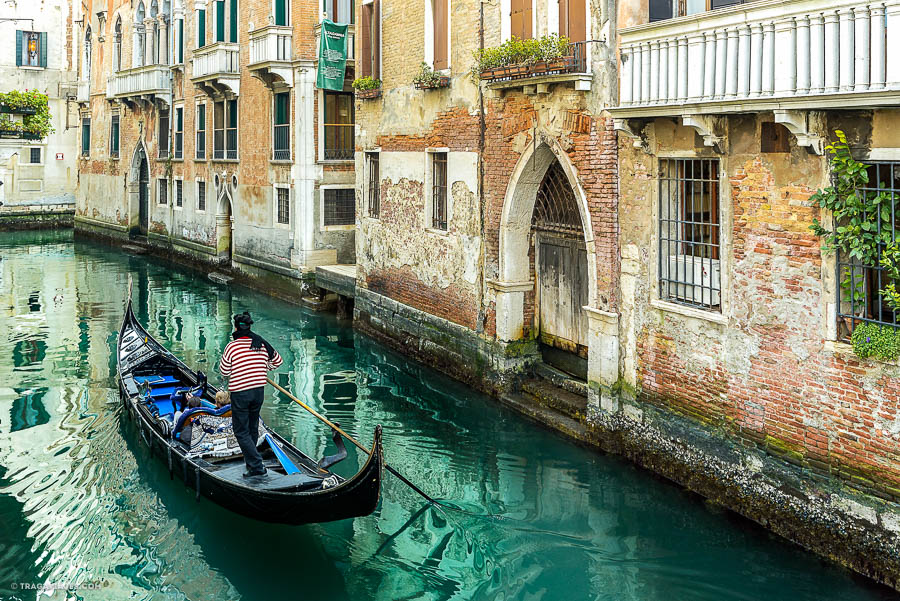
[{"xmin": 230, "ymin": 386, "xmax": 265, "ymax": 472}]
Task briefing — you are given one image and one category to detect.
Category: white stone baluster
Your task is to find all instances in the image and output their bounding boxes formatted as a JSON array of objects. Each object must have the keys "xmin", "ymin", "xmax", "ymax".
[
  {"xmin": 726, "ymin": 28, "xmax": 738, "ymax": 98},
  {"xmin": 871, "ymin": 4, "xmax": 886, "ymax": 89},
  {"xmin": 810, "ymin": 13, "xmax": 825, "ymax": 94},
  {"xmin": 737, "ymin": 24, "xmax": 751, "ymax": 97},
  {"xmin": 797, "ymin": 16, "xmax": 810, "ymax": 94},
  {"xmin": 824, "ymin": 10, "xmax": 840, "ymax": 92},
  {"xmin": 839, "ymin": 8, "xmax": 855, "ymax": 91},
  {"xmin": 620, "ymin": 45, "xmax": 633, "ymax": 105},
  {"xmin": 650, "ymin": 40, "xmax": 660, "ymax": 103},
  {"xmin": 715, "ymin": 29, "xmax": 727, "ymax": 99},
  {"xmin": 775, "ymin": 18, "xmax": 797, "ymax": 95},
  {"xmin": 678, "ymin": 36, "xmax": 688, "ymax": 101},
  {"xmin": 854, "ymin": 6, "xmax": 871, "ymax": 91},
  {"xmin": 888, "ymin": 3, "xmax": 900, "ymax": 87},
  {"xmin": 687, "ymin": 33, "xmax": 705, "ymax": 101},
  {"xmin": 632, "ymin": 43, "xmax": 642, "ymax": 104},
  {"xmin": 659, "ymin": 40, "xmax": 669, "ymax": 102},
  {"xmin": 641, "ymin": 41, "xmax": 651, "ymax": 103},
  {"xmin": 762, "ymin": 22, "xmax": 775, "ymax": 95},
  {"xmin": 750, "ymin": 23, "xmax": 763, "ymax": 97},
  {"xmin": 704, "ymin": 31, "xmax": 716, "ymax": 99}
]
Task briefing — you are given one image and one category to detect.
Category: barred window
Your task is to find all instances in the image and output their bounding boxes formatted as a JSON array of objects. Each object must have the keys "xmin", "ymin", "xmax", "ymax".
[
  {"xmin": 158, "ymin": 109, "xmax": 170, "ymax": 158},
  {"xmin": 197, "ymin": 180, "xmax": 206, "ymax": 211},
  {"xmin": 158, "ymin": 178, "xmax": 168, "ymax": 205},
  {"xmin": 838, "ymin": 161, "xmax": 900, "ymax": 338},
  {"xmin": 323, "ymin": 188, "xmax": 355, "ymax": 226},
  {"xmin": 273, "ymin": 92, "xmax": 290, "ymax": 161},
  {"xmin": 276, "ymin": 187, "xmax": 290, "ymax": 225},
  {"xmin": 431, "ymin": 152, "xmax": 447, "ymax": 230},
  {"xmin": 175, "ymin": 179, "xmax": 183, "ymax": 207},
  {"xmin": 110, "ymin": 114, "xmax": 120, "ymax": 158},
  {"xmin": 367, "ymin": 152, "xmax": 380, "ymax": 218},
  {"xmin": 658, "ymin": 158, "xmax": 721, "ymax": 310},
  {"xmin": 29, "ymin": 147, "xmax": 41, "ymax": 164},
  {"xmin": 323, "ymin": 92, "xmax": 354, "ymax": 161},
  {"xmin": 81, "ymin": 117, "xmax": 91, "ymax": 157},
  {"xmin": 196, "ymin": 103, "xmax": 206, "ymax": 160}
]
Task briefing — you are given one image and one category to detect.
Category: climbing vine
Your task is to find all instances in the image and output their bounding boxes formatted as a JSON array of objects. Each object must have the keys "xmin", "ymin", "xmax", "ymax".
[{"xmin": 0, "ymin": 89, "xmax": 54, "ymax": 139}]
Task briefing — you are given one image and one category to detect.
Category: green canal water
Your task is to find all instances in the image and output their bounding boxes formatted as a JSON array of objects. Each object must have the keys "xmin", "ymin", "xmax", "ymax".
[{"xmin": 0, "ymin": 229, "xmax": 897, "ymax": 601}]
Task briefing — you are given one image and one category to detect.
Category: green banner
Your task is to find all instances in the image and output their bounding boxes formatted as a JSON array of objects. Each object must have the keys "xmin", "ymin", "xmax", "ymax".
[{"xmin": 316, "ymin": 20, "xmax": 349, "ymax": 91}]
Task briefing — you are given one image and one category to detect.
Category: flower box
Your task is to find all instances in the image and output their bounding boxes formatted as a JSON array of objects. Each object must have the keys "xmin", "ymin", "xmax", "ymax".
[
  {"xmin": 480, "ymin": 55, "xmax": 577, "ymax": 82},
  {"xmin": 356, "ymin": 88, "xmax": 382, "ymax": 99},
  {"xmin": 0, "ymin": 104, "xmax": 37, "ymax": 115},
  {"xmin": 414, "ymin": 76, "xmax": 450, "ymax": 90},
  {"xmin": 0, "ymin": 128, "xmax": 41, "ymax": 140}
]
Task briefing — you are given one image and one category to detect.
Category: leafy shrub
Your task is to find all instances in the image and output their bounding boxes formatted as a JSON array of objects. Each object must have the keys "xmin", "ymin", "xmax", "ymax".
[
  {"xmin": 352, "ymin": 76, "xmax": 381, "ymax": 91},
  {"xmin": 850, "ymin": 321, "xmax": 900, "ymax": 362},
  {"xmin": 413, "ymin": 62, "xmax": 446, "ymax": 87},
  {"xmin": 471, "ymin": 34, "xmax": 571, "ymax": 79},
  {"xmin": 0, "ymin": 89, "xmax": 54, "ymax": 139}
]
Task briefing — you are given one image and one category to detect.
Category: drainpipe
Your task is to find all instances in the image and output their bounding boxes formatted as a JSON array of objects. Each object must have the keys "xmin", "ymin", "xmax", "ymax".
[
  {"xmin": 477, "ymin": 0, "xmax": 486, "ymax": 333},
  {"xmin": 167, "ymin": 0, "xmax": 175, "ymax": 250}
]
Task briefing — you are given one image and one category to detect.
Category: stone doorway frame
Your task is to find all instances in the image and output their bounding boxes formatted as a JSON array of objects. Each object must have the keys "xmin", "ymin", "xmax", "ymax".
[{"xmin": 128, "ymin": 140, "xmax": 150, "ymax": 235}]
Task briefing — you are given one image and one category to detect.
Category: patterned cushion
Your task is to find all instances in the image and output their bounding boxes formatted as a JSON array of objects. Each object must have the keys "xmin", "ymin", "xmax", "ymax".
[{"xmin": 187, "ymin": 414, "xmax": 242, "ymax": 459}]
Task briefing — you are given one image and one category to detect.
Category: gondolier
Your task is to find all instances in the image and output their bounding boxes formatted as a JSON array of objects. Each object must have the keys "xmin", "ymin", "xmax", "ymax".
[{"xmin": 219, "ymin": 311, "xmax": 283, "ymax": 477}]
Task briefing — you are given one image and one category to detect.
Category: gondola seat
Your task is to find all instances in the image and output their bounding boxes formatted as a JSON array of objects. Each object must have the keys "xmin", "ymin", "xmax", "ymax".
[{"xmin": 173, "ymin": 404, "xmax": 232, "ymax": 438}]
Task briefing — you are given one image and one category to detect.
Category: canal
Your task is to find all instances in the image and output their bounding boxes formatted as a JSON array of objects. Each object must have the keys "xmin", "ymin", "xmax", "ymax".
[{"xmin": 0, "ymin": 229, "xmax": 896, "ymax": 601}]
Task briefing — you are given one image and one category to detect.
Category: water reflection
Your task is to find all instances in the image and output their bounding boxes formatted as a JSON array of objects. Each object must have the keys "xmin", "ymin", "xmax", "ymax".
[{"xmin": 0, "ymin": 229, "xmax": 896, "ymax": 601}]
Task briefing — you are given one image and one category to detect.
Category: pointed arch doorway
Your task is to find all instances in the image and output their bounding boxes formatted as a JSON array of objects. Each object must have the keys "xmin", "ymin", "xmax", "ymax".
[{"xmin": 130, "ymin": 143, "xmax": 150, "ymax": 235}]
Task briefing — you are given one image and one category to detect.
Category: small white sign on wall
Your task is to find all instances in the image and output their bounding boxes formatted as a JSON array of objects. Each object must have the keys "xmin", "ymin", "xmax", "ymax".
[{"xmin": 56, "ymin": 153, "xmax": 64, "ymax": 160}]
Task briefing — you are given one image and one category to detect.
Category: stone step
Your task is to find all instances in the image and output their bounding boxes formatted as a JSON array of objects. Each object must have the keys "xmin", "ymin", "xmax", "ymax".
[
  {"xmin": 520, "ymin": 378, "xmax": 588, "ymax": 422},
  {"xmin": 533, "ymin": 361, "xmax": 589, "ymax": 397},
  {"xmin": 499, "ymin": 391, "xmax": 591, "ymax": 444},
  {"xmin": 208, "ymin": 272, "xmax": 233, "ymax": 284},
  {"xmin": 122, "ymin": 244, "xmax": 146, "ymax": 254}
]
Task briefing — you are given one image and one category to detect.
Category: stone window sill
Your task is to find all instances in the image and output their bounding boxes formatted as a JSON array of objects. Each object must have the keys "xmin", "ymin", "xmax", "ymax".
[
  {"xmin": 651, "ymin": 298, "xmax": 727, "ymax": 325},
  {"xmin": 825, "ymin": 340, "xmax": 900, "ymax": 367},
  {"xmin": 425, "ymin": 227, "xmax": 449, "ymax": 237},
  {"xmin": 321, "ymin": 224, "xmax": 355, "ymax": 232}
]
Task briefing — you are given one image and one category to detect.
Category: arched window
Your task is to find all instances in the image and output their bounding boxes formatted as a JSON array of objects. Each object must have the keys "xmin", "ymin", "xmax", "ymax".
[
  {"xmin": 135, "ymin": 2, "xmax": 146, "ymax": 66},
  {"xmin": 149, "ymin": 0, "xmax": 159, "ymax": 64},
  {"xmin": 84, "ymin": 26, "xmax": 92, "ymax": 80},
  {"xmin": 114, "ymin": 17, "xmax": 122, "ymax": 70}
]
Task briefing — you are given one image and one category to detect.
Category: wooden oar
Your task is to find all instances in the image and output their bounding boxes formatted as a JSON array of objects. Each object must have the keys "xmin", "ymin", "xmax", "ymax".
[{"xmin": 267, "ymin": 378, "xmax": 442, "ymax": 506}]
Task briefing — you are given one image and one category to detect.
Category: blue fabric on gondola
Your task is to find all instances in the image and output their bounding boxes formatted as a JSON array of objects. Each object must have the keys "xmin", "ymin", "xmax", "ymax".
[
  {"xmin": 265, "ymin": 433, "xmax": 301, "ymax": 475},
  {"xmin": 134, "ymin": 375, "xmax": 179, "ymax": 385},
  {"xmin": 173, "ymin": 404, "xmax": 232, "ymax": 438}
]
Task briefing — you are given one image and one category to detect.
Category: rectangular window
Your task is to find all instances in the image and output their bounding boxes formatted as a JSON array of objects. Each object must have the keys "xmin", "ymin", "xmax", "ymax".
[
  {"xmin": 276, "ymin": 187, "xmax": 290, "ymax": 224},
  {"xmin": 158, "ymin": 178, "xmax": 168, "ymax": 205},
  {"xmin": 325, "ymin": 0, "xmax": 354, "ymax": 24},
  {"xmin": 177, "ymin": 18, "xmax": 184, "ymax": 63},
  {"xmin": 367, "ymin": 151, "xmax": 380, "ymax": 218},
  {"xmin": 174, "ymin": 107, "xmax": 184, "ymax": 159},
  {"xmin": 110, "ymin": 114, "xmax": 120, "ymax": 158},
  {"xmin": 229, "ymin": 0, "xmax": 237, "ymax": 42},
  {"xmin": 226, "ymin": 98, "xmax": 237, "ymax": 159},
  {"xmin": 558, "ymin": 0, "xmax": 585, "ymax": 43},
  {"xmin": 273, "ymin": 92, "xmax": 290, "ymax": 161},
  {"xmin": 837, "ymin": 162, "xmax": 900, "ymax": 338},
  {"xmin": 176, "ymin": 179, "xmax": 183, "ymax": 207},
  {"xmin": 658, "ymin": 158, "xmax": 721, "ymax": 310},
  {"xmin": 359, "ymin": 0, "xmax": 381, "ymax": 78},
  {"xmin": 158, "ymin": 109, "xmax": 170, "ymax": 158},
  {"xmin": 81, "ymin": 117, "xmax": 91, "ymax": 157},
  {"xmin": 509, "ymin": 0, "xmax": 531, "ymax": 40},
  {"xmin": 16, "ymin": 31, "xmax": 47, "ymax": 67},
  {"xmin": 275, "ymin": 0, "xmax": 288, "ymax": 25},
  {"xmin": 198, "ymin": 9, "xmax": 206, "ymax": 47},
  {"xmin": 323, "ymin": 188, "xmax": 355, "ymax": 226},
  {"xmin": 432, "ymin": 0, "xmax": 449, "ymax": 69},
  {"xmin": 650, "ymin": 0, "xmax": 748, "ymax": 21},
  {"xmin": 323, "ymin": 92, "xmax": 354, "ymax": 161},
  {"xmin": 196, "ymin": 103, "xmax": 206, "ymax": 160},
  {"xmin": 216, "ymin": 0, "xmax": 225, "ymax": 42},
  {"xmin": 197, "ymin": 180, "xmax": 207, "ymax": 211},
  {"xmin": 431, "ymin": 152, "xmax": 448, "ymax": 230},
  {"xmin": 29, "ymin": 147, "xmax": 41, "ymax": 164},
  {"xmin": 213, "ymin": 101, "xmax": 225, "ymax": 159}
]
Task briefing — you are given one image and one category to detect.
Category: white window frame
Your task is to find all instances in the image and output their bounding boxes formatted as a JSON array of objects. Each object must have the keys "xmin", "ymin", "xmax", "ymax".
[
  {"xmin": 424, "ymin": 0, "xmax": 451, "ymax": 72},
  {"xmin": 26, "ymin": 145, "xmax": 44, "ymax": 165},
  {"xmin": 271, "ymin": 90, "xmax": 291, "ymax": 162},
  {"xmin": 195, "ymin": 178, "xmax": 207, "ymax": 213},
  {"xmin": 318, "ymin": 89, "xmax": 355, "ymax": 163},
  {"xmin": 364, "ymin": 149, "xmax": 380, "ymax": 219},
  {"xmin": 424, "ymin": 148, "xmax": 450, "ymax": 234},
  {"xmin": 174, "ymin": 177, "xmax": 184, "ymax": 210},
  {"xmin": 109, "ymin": 111, "xmax": 121, "ymax": 159},
  {"xmin": 272, "ymin": 0, "xmax": 291, "ymax": 25},
  {"xmin": 273, "ymin": 183, "xmax": 292, "ymax": 228},
  {"xmin": 173, "ymin": 103, "xmax": 184, "ymax": 160},
  {"xmin": 195, "ymin": 101, "xmax": 207, "ymax": 161},
  {"xmin": 157, "ymin": 178, "xmax": 169, "ymax": 206},
  {"xmin": 319, "ymin": 184, "xmax": 356, "ymax": 231}
]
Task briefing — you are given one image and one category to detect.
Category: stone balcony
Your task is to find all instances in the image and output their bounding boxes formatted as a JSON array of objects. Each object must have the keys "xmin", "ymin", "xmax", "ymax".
[
  {"xmin": 611, "ymin": 0, "xmax": 900, "ymax": 152},
  {"xmin": 248, "ymin": 26, "xmax": 294, "ymax": 88},
  {"xmin": 76, "ymin": 80, "xmax": 90, "ymax": 104},
  {"xmin": 107, "ymin": 64, "xmax": 172, "ymax": 104},
  {"xmin": 191, "ymin": 42, "xmax": 241, "ymax": 96}
]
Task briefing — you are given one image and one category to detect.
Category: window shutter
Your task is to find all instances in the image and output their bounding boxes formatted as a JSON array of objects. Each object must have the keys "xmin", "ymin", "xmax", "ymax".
[
  {"xmin": 15, "ymin": 31, "xmax": 22, "ymax": 66},
  {"xmin": 275, "ymin": 0, "xmax": 286, "ymax": 26},
  {"xmin": 360, "ymin": 3, "xmax": 372, "ymax": 78},
  {"xmin": 510, "ymin": 0, "xmax": 532, "ymax": 40},
  {"xmin": 178, "ymin": 19, "xmax": 184, "ymax": 62},
  {"xmin": 39, "ymin": 32, "xmax": 47, "ymax": 67},
  {"xmin": 229, "ymin": 0, "xmax": 237, "ymax": 42},
  {"xmin": 433, "ymin": 0, "xmax": 448, "ymax": 70},
  {"xmin": 198, "ymin": 10, "xmax": 206, "ymax": 47},
  {"xmin": 373, "ymin": 0, "xmax": 381, "ymax": 78},
  {"xmin": 216, "ymin": 1, "xmax": 225, "ymax": 42},
  {"xmin": 562, "ymin": 0, "xmax": 585, "ymax": 42}
]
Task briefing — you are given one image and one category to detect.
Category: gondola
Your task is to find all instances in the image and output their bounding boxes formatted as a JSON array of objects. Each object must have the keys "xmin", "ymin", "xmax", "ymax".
[{"xmin": 116, "ymin": 286, "xmax": 383, "ymax": 525}]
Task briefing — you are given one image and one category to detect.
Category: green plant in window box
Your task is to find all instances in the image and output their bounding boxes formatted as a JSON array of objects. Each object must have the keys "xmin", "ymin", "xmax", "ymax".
[
  {"xmin": 471, "ymin": 34, "xmax": 571, "ymax": 81},
  {"xmin": 809, "ymin": 129, "xmax": 899, "ymax": 337},
  {"xmin": 352, "ymin": 76, "xmax": 381, "ymax": 91},
  {"xmin": 850, "ymin": 321, "xmax": 900, "ymax": 362},
  {"xmin": 413, "ymin": 62, "xmax": 449, "ymax": 89}
]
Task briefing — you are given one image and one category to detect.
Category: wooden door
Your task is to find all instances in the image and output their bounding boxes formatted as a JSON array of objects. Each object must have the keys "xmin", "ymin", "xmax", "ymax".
[{"xmin": 537, "ymin": 234, "xmax": 589, "ymax": 377}]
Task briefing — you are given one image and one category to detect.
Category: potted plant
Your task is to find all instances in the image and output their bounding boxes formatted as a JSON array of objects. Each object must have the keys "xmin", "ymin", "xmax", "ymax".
[
  {"xmin": 352, "ymin": 76, "xmax": 383, "ymax": 99},
  {"xmin": 413, "ymin": 62, "xmax": 450, "ymax": 90},
  {"xmin": 472, "ymin": 34, "xmax": 573, "ymax": 82},
  {"xmin": 0, "ymin": 90, "xmax": 53, "ymax": 139}
]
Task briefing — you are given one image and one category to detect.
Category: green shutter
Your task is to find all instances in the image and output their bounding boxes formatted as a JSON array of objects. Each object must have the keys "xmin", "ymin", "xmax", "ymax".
[
  {"xmin": 198, "ymin": 10, "xmax": 206, "ymax": 47},
  {"xmin": 229, "ymin": 0, "xmax": 237, "ymax": 42},
  {"xmin": 216, "ymin": 1, "xmax": 225, "ymax": 42},
  {"xmin": 275, "ymin": 93, "xmax": 288, "ymax": 124},
  {"xmin": 39, "ymin": 32, "xmax": 47, "ymax": 67},
  {"xmin": 177, "ymin": 107, "xmax": 183, "ymax": 131},
  {"xmin": 178, "ymin": 19, "xmax": 184, "ymax": 62},
  {"xmin": 82, "ymin": 119, "xmax": 90, "ymax": 155},
  {"xmin": 198, "ymin": 104, "xmax": 205, "ymax": 130},
  {"xmin": 275, "ymin": 0, "xmax": 286, "ymax": 26},
  {"xmin": 228, "ymin": 99, "xmax": 237, "ymax": 127},
  {"xmin": 15, "ymin": 31, "xmax": 22, "ymax": 66}
]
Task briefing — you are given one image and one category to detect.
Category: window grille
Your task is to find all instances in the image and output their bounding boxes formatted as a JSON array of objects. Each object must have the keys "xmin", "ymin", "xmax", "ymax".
[
  {"xmin": 323, "ymin": 92, "xmax": 354, "ymax": 161},
  {"xmin": 110, "ymin": 114, "xmax": 120, "ymax": 158},
  {"xmin": 196, "ymin": 104, "xmax": 206, "ymax": 160},
  {"xmin": 158, "ymin": 179, "xmax": 168, "ymax": 205},
  {"xmin": 324, "ymin": 189, "xmax": 355, "ymax": 226},
  {"xmin": 158, "ymin": 110, "xmax": 170, "ymax": 158},
  {"xmin": 276, "ymin": 187, "xmax": 290, "ymax": 224},
  {"xmin": 431, "ymin": 152, "xmax": 448, "ymax": 230},
  {"xmin": 658, "ymin": 158, "xmax": 721, "ymax": 310},
  {"xmin": 197, "ymin": 180, "xmax": 206, "ymax": 211},
  {"xmin": 176, "ymin": 180, "xmax": 183, "ymax": 207},
  {"xmin": 367, "ymin": 152, "xmax": 380, "ymax": 218},
  {"xmin": 273, "ymin": 93, "xmax": 290, "ymax": 161},
  {"xmin": 81, "ymin": 118, "xmax": 91, "ymax": 157},
  {"xmin": 29, "ymin": 147, "xmax": 41, "ymax": 164},
  {"xmin": 532, "ymin": 160, "xmax": 581, "ymax": 235},
  {"xmin": 837, "ymin": 161, "xmax": 900, "ymax": 338}
]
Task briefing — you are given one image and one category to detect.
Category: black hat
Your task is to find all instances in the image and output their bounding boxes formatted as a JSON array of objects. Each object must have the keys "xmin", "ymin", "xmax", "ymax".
[{"xmin": 234, "ymin": 311, "xmax": 254, "ymax": 327}]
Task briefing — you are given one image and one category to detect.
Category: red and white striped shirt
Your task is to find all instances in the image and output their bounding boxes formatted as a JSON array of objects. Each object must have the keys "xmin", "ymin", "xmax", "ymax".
[{"xmin": 218, "ymin": 337, "xmax": 283, "ymax": 392}]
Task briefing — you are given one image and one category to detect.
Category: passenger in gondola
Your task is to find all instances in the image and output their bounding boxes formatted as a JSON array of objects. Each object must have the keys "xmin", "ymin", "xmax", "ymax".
[
  {"xmin": 218, "ymin": 311, "xmax": 283, "ymax": 477},
  {"xmin": 173, "ymin": 393, "xmax": 203, "ymax": 442}
]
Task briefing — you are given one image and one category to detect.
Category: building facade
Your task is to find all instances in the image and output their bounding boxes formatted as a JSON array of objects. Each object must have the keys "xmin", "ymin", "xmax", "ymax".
[
  {"xmin": 0, "ymin": 0, "xmax": 81, "ymax": 223},
  {"xmin": 75, "ymin": 0, "xmax": 358, "ymax": 285}
]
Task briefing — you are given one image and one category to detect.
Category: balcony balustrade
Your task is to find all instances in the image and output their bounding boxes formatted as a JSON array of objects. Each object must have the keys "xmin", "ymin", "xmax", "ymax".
[
  {"xmin": 106, "ymin": 64, "xmax": 171, "ymax": 104},
  {"xmin": 249, "ymin": 25, "xmax": 294, "ymax": 88},
  {"xmin": 191, "ymin": 42, "xmax": 241, "ymax": 96},
  {"xmin": 616, "ymin": 0, "xmax": 900, "ymax": 113},
  {"xmin": 482, "ymin": 40, "xmax": 596, "ymax": 93},
  {"xmin": 76, "ymin": 80, "xmax": 90, "ymax": 104}
]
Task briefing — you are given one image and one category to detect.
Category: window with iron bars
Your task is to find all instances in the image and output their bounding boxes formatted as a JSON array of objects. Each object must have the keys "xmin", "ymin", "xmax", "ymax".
[
  {"xmin": 367, "ymin": 152, "xmax": 380, "ymax": 218},
  {"xmin": 175, "ymin": 179, "xmax": 183, "ymax": 208},
  {"xmin": 196, "ymin": 103, "xmax": 206, "ymax": 160},
  {"xmin": 81, "ymin": 117, "xmax": 91, "ymax": 157},
  {"xmin": 197, "ymin": 180, "xmax": 206, "ymax": 211},
  {"xmin": 158, "ymin": 178, "xmax": 168, "ymax": 205},
  {"xmin": 323, "ymin": 92, "xmax": 354, "ymax": 161},
  {"xmin": 837, "ymin": 161, "xmax": 900, "ymax": 339},
  {"xmin": 431, "ymin": 152, "xmax": 448, "ymax": 230},
  {"xmin": 213, "ymin": 100, "xmax": 238, "ymax": 160},
  {"xmin": 658, "ymin": 158, "xmax": 721, "ymax": 311},
  {"xmin": 158, "ymin": 110, "xmax": 170, "ymax": 159},
  {"xmin": 323, "ymin": 188, "xmax": 355, "ymax": 226},
  {"xmin": 273, "ymin": 92, "xmax": 290, "ymax": 161},
  {"xmin": 110, "ymin": 114, "xmax": 120, "ymax": 158},
  {"xmin": 276, "ymin": 187, "xmax": 290, "ymax": 224}
]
